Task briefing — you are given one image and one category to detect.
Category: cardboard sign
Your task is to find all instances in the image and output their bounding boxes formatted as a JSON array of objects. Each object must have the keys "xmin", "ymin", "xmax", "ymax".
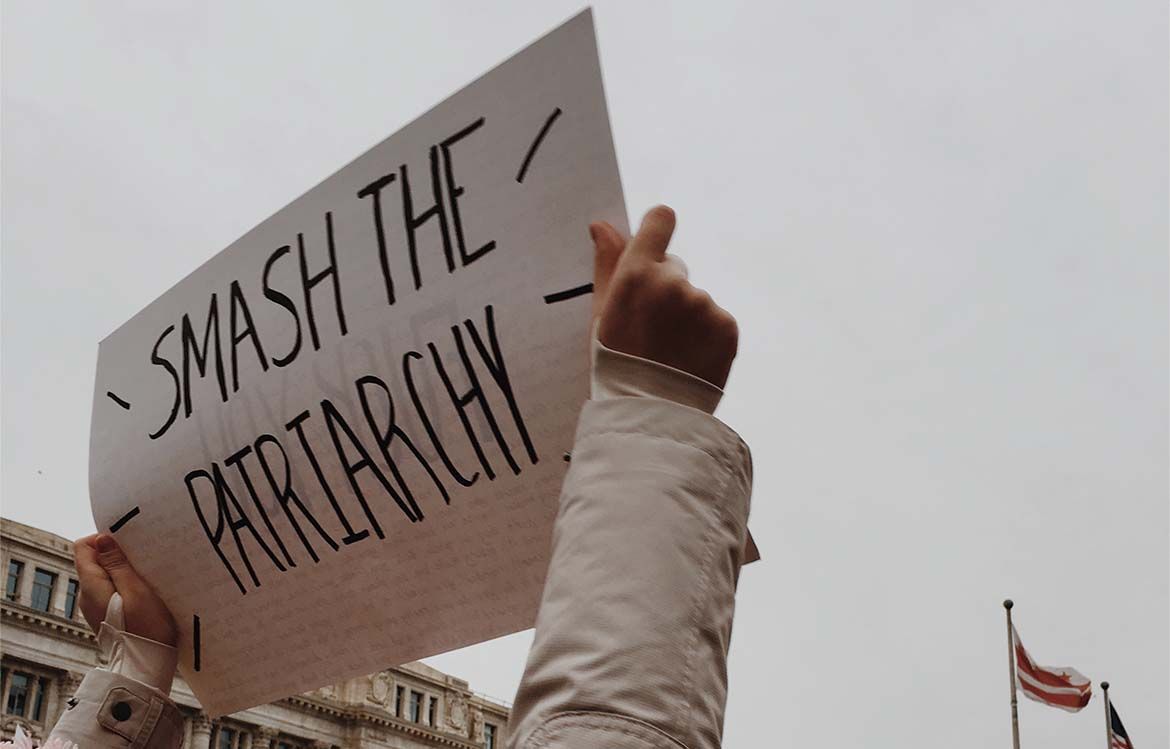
[{"xmin": 89, "ymin": 9, "xmax": 626, "ymax": 716}]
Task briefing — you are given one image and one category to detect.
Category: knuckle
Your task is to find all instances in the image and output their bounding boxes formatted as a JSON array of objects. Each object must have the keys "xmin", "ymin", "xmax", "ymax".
[
  {"xmin": 710, "ymin": 308, "xmax": 739, "ymax": 346},
  {"xmin": 660, "ymin": 277, "xmax": 691, "ymax": 304},
  {"xmin": 98, "ymin": 552, "xmax": 129, "ymax": 569},
  {"xmin": 619, "ymin": 263, "xmax": 654, "ymax": 291},
  {"xmin": 688, "ymin": 288, "xmax": 713, "ymax": 309}
]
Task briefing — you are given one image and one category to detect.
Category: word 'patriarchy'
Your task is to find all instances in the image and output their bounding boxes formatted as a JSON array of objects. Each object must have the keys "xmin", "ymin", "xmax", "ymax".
[{"xmin": 185, "ymin": 304, "xmax": 539, "ymax": 595}]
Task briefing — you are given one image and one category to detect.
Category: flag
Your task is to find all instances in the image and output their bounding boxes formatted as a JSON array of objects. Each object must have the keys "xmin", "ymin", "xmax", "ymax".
[
  {"xmin": 1110, "ymin": 702, "xmax": 1134, "ymax": 749},
  {"xmin": 1011, "ymin": 625, "xmax": 1092, "ymax": 711}
]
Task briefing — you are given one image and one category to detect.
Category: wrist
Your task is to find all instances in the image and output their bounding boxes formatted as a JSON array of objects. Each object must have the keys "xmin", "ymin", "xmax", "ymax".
[
  {"xmin": 97, "ymin": 593, "xmax": 178, "ymax": 694},
  {"xmin": 591, "ymin": 323, "xmax": 724, "ymax": 414}
]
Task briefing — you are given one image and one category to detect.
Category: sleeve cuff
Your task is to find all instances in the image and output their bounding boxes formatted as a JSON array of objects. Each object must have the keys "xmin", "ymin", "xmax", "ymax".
[
  {"xmin": 96, "ymin": 593, "xmax": 178, "ymax": 695},
  {"xmin": 97, "ymin": 624, "xmax": 179, "ymax": 695},
  {"xmin": 591, "ymin": 329, "xmax": 724, "ymax": 414},
  {"xmin": 51, "ymin": 670, "xmax": 183, "ymax": 749}
]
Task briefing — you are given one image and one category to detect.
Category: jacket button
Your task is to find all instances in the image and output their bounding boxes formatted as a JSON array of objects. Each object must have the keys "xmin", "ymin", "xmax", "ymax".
[{"xmin": 111, "ymin": 701, "xmax": 132, "ymax": 721}]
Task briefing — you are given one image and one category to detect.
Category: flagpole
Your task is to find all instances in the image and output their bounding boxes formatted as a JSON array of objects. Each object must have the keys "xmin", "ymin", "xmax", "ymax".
[
  {"xmin": 1101, "ymin": 682, "xmax": 1112, "ymax": 749},
  {"xmin": 1004, "ymin": 599, "xmax": 1021, "ymax": 749}
]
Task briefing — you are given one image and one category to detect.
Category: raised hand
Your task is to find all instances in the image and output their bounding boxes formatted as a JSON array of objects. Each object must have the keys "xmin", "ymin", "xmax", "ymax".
[
  {"xmin": 73, "ymin": 533, "xmax": 177, "ymax": 646},
  {"xmin": 590, "ymin": 205, "xmax": 739, "ymax": 389}
]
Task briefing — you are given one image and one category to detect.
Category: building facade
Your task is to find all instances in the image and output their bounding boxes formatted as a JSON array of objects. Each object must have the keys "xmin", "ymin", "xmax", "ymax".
[{"xmin": 0, "ymin": 518, "xmax": 509, "ymax": 749}]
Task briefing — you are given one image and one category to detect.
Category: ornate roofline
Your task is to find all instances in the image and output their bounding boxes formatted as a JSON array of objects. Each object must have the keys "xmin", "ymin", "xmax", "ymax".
[
  {"xmin": 282, "ymin": 696, "xmax": 486, "ymax": 749},
  {"xmin": 1, "ymin": 601, "xmax": 96, "ymax": 645}
]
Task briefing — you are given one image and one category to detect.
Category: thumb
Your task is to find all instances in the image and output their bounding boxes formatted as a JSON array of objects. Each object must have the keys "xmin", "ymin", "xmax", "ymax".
[
  {"xmin": 95, "ymin": 534, "xmax": 145, "ymax": 595},
  {"xmin": 590, "ymin": 221, "xmax": 626, "ymax": 325},
  {"xmin": 74, "ymin": 534, "xmax": 115, "ymax": 632}
]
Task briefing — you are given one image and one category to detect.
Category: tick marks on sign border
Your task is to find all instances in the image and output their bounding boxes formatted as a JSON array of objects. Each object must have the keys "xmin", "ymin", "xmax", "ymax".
[
  {"xmin": 516, "ymin": 107, "xmax": 563, "ymax": 183},
  {"xmin": 193, "ymin": 614, "xmax": 201, "ymax": 671},
  {"xmin": 543, "ymin": 283, "xmax": 593, "ymax": 304},
  {"xmin": 109, "ymin": 506, "xmax": 141, "ymax": 534},
  {"xmin": 106, "ymin": 391, "xmax": 132, "ymax": 410}
]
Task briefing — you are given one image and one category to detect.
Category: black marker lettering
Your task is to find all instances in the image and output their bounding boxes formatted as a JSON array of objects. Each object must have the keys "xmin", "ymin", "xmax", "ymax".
[
  {"xmin": 254, "ymin": 434, "xmax": 338, "ymax": 562},
  {"xmin": 464, "ymin": 305, "xmax": 538, "ymax": 465},
  {"xmin": 403, "ymin": 351, "xmax": 479, "ymax": 487},
  {"xmin": 225, "ymin": 445, "xmax": 295, "ymax": 568},
  {"xmin": 321, "ymin": 398, "xmax": 418, "ymax": 528},
  {"xmin": 428, "ymin": 330, "xmax": 509, "ymax": 479},
  {"xmin": 399, "ymin": 152, "xmax": 454, "ymax": 291},
  {"xmin": 213, "ymin": 462, "xmax": 287, "ymax": 589},
  {"xmin": 286, "ymin": 409, "xmax": 369, "ymax": 545},
  {"xmin": 357, "ymin": 173, "xmax": 398, "ymax": 306},
  {"xmin": 298, "ymin": 211, "xmax": 348, "ymax": 352},
  {"xmin": 356, "ymin": 374, "xmax": 450, "ymax": 514},
  {"xmin": 148, "ymin": 325, "xmax": 181, "ymax": 440},
  {"xmin": 263, "ymin": 245, "xmax": 303, "ymax": 367},
  {"xmin": 181, "ymin": 294, "xmax": 228, "ymax": 418},
  {"xmin": 228, "ymin": 280, "xmax": 270, "ymax": 392},
  {"xmin": 186, "ymin": 468, "xmax": 245, "ymax": 595},
  {"xmin": 440, "ymin": 117, "xmax": 495, "ymax": 267}
]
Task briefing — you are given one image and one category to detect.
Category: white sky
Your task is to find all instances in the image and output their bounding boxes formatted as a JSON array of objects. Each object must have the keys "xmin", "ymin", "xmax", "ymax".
[{"xmin": 2, "ymin": 2, "xmax": 1166, "ymax": 746}]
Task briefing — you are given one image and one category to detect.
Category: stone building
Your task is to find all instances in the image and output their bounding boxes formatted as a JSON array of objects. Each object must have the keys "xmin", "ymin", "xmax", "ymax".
[{"xmin": 0, "ymin": 518, "xmax": 509, "ymax": 749}]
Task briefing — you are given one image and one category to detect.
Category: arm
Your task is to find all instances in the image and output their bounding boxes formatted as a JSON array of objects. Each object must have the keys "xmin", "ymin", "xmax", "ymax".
[
  {"xmin": 45, "ymin": 536, "xmax": 184, "ymax": 749},
  {"xmin": 507, "ymin": 207, "xmax": 753, "ymax": 749}
]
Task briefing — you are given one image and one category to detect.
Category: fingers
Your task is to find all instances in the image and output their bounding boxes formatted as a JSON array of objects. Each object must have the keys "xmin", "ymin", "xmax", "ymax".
[
  {"xmin": 94, "ymin": 534, "xmax": 146, "ymax": 597},
  {"xmin": 76, "ymin": 533, "xmax": 178, "ymax": 645},
  {"xmin": 627, "ymin": 205, "xmax": 676, "ymax": 262},
  {"xmin": 74, "ymin": 534, "xmax": 114, "ymax": 632},
  {"xmin": 590, "ymin": 220, "xmax": 626, "ymax": 323}
]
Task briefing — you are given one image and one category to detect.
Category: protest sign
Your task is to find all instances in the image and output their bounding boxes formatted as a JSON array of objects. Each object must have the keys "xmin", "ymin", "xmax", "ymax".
[{"xmin": 89, "ymin": 8, "xmax": 626, "ymax": 716}]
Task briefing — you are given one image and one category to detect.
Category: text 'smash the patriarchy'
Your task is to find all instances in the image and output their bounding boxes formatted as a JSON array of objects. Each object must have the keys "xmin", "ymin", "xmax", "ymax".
[{"xmin": 89, "ymin": 9, "xmax": 627, "ymax": 716}]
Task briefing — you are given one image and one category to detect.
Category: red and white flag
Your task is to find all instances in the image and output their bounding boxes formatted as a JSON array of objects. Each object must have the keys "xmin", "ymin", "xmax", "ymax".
[{"xmin": 1012, "ymin": 625, "xmax": 1092, "ymax": 712}]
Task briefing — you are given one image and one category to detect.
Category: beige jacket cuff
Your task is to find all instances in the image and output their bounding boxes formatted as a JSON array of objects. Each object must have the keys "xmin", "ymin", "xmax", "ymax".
[
  {"xmin": 50, "ymin": 670, "xmax": 183, "ymax": 749},
  {"xmin": 508, "ymin": 397, "xmax": 753, "ymax": 749},
  {"xmin": 591, "ymin": 334, "xmax": 724, "ymax": 414},
  {"xmin": 97, "ymin": 594, "xmax": 178, "ymax": 695},
  {"xmin": 45, "ymin": 594, "xmax": 182, "ymax": 749}
]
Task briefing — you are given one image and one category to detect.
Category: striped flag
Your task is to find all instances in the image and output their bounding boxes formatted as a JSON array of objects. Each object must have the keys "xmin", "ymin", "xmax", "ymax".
[
  {"xmin": 1109, "ymin": 702, "xmax": 1134, "ymax": 749},
  {"xmin": 1011, "ymin": 625, "xmax": 1092, "ymax": 711}
]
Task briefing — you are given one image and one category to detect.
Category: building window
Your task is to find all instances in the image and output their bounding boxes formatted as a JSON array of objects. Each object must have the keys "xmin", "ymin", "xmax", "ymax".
[
  {"xmin": 215, "ymin": 726, "xmax": 236, "ymax": 749},
  {"xmin": 6, "ymin": 672, "xmax": 30, "ymax": 716},
  {"xmin": 394, "ymin": 685, "xmax": 404, "ymax": 717},
  {"xmin": 6, "ymin": 560, "xmax": 23, "ymax": 601},
  {"xmin": 427, "ymin": 695, "xmax": 436, "ymax": 726},
  {"xmin": 64, "ymin": 579, "xmax": 80, "ymax": 619},
  {"xmin": 31, "ymin": 678, "xmax": 49, "ymax": 722},
  {"xmin": 484, "ymin": 723, "xmax": 497, "ymax": 749},
  {"xmin": 408, "ymin": 690, "xmax": 423, "ymax": 722},
  {"xmin": 276, "ymin": 741, "xmax": 296, "ymax": 749},
  {"xmin": 30, "ymin": 569, "xmax": 56, "ymax": 612}
]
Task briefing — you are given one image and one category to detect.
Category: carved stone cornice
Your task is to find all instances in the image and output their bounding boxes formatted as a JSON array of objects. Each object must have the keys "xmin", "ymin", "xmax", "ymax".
[
  {"xmin": 280, "ymin": 697, "xmax": 487, "ymax": 749},
  {"xmin": 1, "ymin": 601, "xmax": 97, "ymax": 645}
]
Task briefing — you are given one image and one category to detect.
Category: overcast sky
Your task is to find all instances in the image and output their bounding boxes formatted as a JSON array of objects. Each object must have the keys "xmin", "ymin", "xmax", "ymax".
[{"xmin": 2, "ymin": 1, "xmax": 1166, "ymax": 746}]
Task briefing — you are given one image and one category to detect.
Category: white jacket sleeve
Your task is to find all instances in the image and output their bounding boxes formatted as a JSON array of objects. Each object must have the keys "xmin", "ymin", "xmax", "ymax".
[
  {"xmin": 45, "ymin": 595, "xmax": 183, "ymax": 749},
  {"xmin": 507, "ymin": 379, "xmax": 754, "ymax": 748}
]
